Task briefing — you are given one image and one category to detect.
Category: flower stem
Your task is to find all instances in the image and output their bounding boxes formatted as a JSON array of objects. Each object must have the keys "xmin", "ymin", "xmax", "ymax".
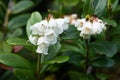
[
  {"xmin": 85, "ymin": 37, "xmax": 90, "ymax": 74},
  {"xmin": 37, "ymin": 54, "xmax": 41, "ymax": 80}
]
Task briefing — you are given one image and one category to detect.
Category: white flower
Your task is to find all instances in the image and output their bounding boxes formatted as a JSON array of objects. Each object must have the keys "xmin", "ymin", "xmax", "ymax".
[
  {"xmin": 45, "ymin": 29, "xmax": 58, "ymax": 44},
  {"xmin": 28, "ymin": 14, "xmax": 70, "ymax": 55},
  {"xmin": 30, "ymin": 20, "xmax": 48, "ymax": 36},
  {"xmin": 37, "ymin": 36, "xmax": 49, "ymax": 45},
  {"xmin": 64, "ymin": 14, "xmax": 77, "ymax": 24},
  {"xmin": 36, "ymin": 36, "xmax": 49, "ymax": 55},
  {"xmin": 74, "ymin": 16, "xmax": 106, "ymax": 39},
  {"xmin": 36, "ymin": 43, "xmax": 49, "ymax": 55},
  {"xmin": 92, "ymin": 19, "xmax": 106, "ymax": 34},
  {"xmin": 29, "ymin": 35, "xmax": 38, "ymax": 45},
  {"xmin": 56, "ymin": 18, "xmax": 69, "ymax": 30}
]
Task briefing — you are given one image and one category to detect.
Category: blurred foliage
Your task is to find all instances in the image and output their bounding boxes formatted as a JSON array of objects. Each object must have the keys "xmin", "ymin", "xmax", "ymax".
[{"xmin": 0, "ymin": 0, "xmax": 120, "ymax": 80}]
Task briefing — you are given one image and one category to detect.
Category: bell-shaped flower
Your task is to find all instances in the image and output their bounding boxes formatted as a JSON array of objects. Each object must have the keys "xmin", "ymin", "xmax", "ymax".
[
  {"xmin": 45, "ymin": 29, "xmax": 58, "ymax": 44},
  {"xmin": 30, "ymin": 20, "xmax": 48, "ymax": 36},
  {"xmin": 56, "ymin": 18, "xmax": 69, "ymax": 31},
  {"xmin": 29, "ymin": 35, "xmax": 38, "ymax": 45},
  {"xmin": 36, "ymin": 43, "xmax": 49, "ymax": 55},
  {"xmin": 36, "ymin": 36, "xmax": 50, "ymax": 55}
]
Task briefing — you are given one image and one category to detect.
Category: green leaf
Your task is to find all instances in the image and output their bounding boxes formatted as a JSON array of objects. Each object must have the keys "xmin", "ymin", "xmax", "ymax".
[
  {"xmin": 0, "ymin": 31, "xmax": 3, "ymax": 41},
  {"xmin": 0, "ymin": 53, "xmax": 32, "ymax": 69},
  {"xmin": 26, "ymin": 12, "xmax": 42, "ymax": 37},
  {"xmin": 82, "ymin": 0, "xmax": 94, "ymax": 16},
  {"xmin": 63, "ymin": 51, "xmax": 84, "ymax": 66},
  {"xmin": 7, "ymin": 29, "xmax": 23, "ymax": 38},
  {"xmin": 7, "ymin": 38, "xmax": 36, "ymax": 52},
  {"xmin": 91, "ymin": 41, "xmax": 117, "ymax": 57},
  {"xmin": 111, "ymin": 36, "xmax": 120, "ymax": 52},
  {"xmin": 0, "ymin": 1, "xmax": 6, "ymax": 10},
  {"xmin": 14, "ymin": 68, "xmax": 35, "ymax": 80},
  {"xmin": 61, "ymin": 44, "xmax": 81, "ymax": 53},
  {"xmin": 30, "ymin": 11, "xmax": 42, "ymax": 25},
  {"xmin": 68, "ymin": 70, "xmax": 95, "ymax": 80},
  {"xmin": 26, "ymin": 18, "xmax": 32, "ymax": 37},
  {"xmin": 8, "ymin": 14, "xmax": 30, "ymax": 30},
  {"xmin": 60, "ymin": 25, "xmax": 80, "ymax": 40},
  {"xmin": 94, "ymin": 0, "xmax": 107, "ymax": 17},
  {"xmin": 0, "ymin": 42, "xmax": 12, "ymax": 53},
  {"xmin": 46, "ymin": 43, "xmax": 61, "ymax": 60},
  {"xmin": 46, "ymin": 55, "xmax": 69, "ymax": 64},
  {"xmin": 61, "ymin": 0, "xmax": 79, "ymax": 7},
  {"xmin": 12, "ymin": 1, "xmax": 34, "ymax": 14},
  {"xmin": 103, "ymin": 19, "xmax": 117, "ymax": 27},
  {"xmin": 7, "ymin": 38, "xmax": 28, "ymax": 46},
  {"xmin": 91, "ymin": 56, "xmax": 114, "ymax": 68},
  {"xmin": 112, "ymin": 0, "xmax": 119, "ymax": 12},
  {"xmin": 96, "ymin": 73, "xmax": 107, "ymax": 80}
]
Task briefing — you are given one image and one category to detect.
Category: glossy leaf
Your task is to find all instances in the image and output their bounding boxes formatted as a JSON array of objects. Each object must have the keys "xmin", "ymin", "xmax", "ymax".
[
  {"xmin": 82, "ymin": 0, "xmax": 93, "ymax": 16},
  {"xmin": 7, "ymin": 38, "xmax": 28, "ymax": 46},
  {"xmin": 0, "ymin": 53, "xmax": 32, "ymax": 69},
  {"xmin": 7, "ymin": 29, "xmax": 23, "ymax": 38},
  {"xmin": 8, "ymin": 14, "xmax": 30, "ymax": 30},
  {"xmin": 61, "ymin": 44, "xmax": 82, "ymax": 53},
  {"xmin": 103, "ymin": 19, "xmax": 117, "ymax": 27},
  {"xmin": 63, "ymin": 51, "xmax": 84, "ymax": 66},
  {"xmin": 96, "ymin": 73, "xmax": 107, "ymax": 80},
  {"xmin": 26, "ymin": 18, "xmax": 32, "ymax": 37},
  {"xmin": 91, "ymin": 41, "xmax": 117, "ymax": 57},
  {"xmin": 30, "ymin": 11, "xmax": 42, "ymax": 25},
  {"xmin": 112, "ymin": 0, "xmax": 119, "ymax": 12},
  {"xmin": 12, "ymin": 1, "xmax": 34, "ymax": 14},
  {"xmin": 14, "ymin": 68, "xmax": 35, "ymax": 80},
  {"xmin": 46, "ymin": 43, "xmax": 61, "ymax": 60},
  {"xmin": 46, "ymin": 55, "xmax": 69, "ymax": 64},
  {"xmin": 0, "ymin": 31, "xmax": 3, "ymax": 41},
  {"xmin": 7, "ymin": 38, "xmax": 36, "ymax": 52},
  {"xmin": 91, "ymin": 56, "xmax": 114, "ymax": 68},
  {"xmin": 94, "ymin": 0, "xmax": 107, "ymax": 17},
  {"xmin": 60, "ymin": 25, "xmax": 80, "ymax": 40},
  {"xmin": 0, "ymin": 42, "xmax": 12, "ymax": 53},
  {"xmin": 69, "ymin": 70, "xmax": 95, "ymax": 80},
  {"xmin": 26, "ymin": 12, "xmax": 42, "ymax": 37}
]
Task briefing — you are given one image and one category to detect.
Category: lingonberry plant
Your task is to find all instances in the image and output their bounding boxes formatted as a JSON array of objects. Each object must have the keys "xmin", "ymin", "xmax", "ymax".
[{"xmin": 0, "ymin": 0, "xmax": 120, "ymax": 80}]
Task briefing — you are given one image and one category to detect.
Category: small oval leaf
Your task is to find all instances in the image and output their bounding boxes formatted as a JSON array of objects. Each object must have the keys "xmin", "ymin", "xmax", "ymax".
[
  {"xmin": 12, "ymin": 1, "xmax": 34, "ymax": 14},
  {"xmin": 46, "ymin": 55, "xmax": 69, "ymax": 64},
  {"xmin": 14, "ymin": 68, "xmax": 35, "ymax": 80},
  {"xmin": 0, "ymin": 53, "xmax": 32, "ymax": 69}
]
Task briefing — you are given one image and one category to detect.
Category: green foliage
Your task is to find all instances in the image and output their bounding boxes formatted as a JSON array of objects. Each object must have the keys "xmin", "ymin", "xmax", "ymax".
[
  {"xmin": 0, "ymin": 53, "xmax": 32, "ymax": 69},
  {"xmin": 45, "ymin": 55, "xmax": 69, "ymax": 64},
  {"xmin": 7, "ymin": 38, "xmax": 36, "ymax": 52},
  {"xmin": 26, "ymin": 11, "xmax": 42, "ymax": 37},
  {"xmin": 12, "ymin": 0, "xmax": 34, "ymax": 14},
  {"xmin": 8, "ymin": 14, "xmax": 31, "ymax": 30},
  {"xmin": 94, "ymin": 0, "xmax": 107, "ymax": 17},
  {"xmin": 96, "ymin": 73, "xmax": 107, "ymax": 80},
  {"xmin": 0, "ymin": 42, "xmax": 12, "ymax": 53},
  {"xmin": 60, "ymin": 25, "xmax": 80, "ymax": 40},
  {"xmin": 91, "ymin": 56, "xmax": 114, "ymax": 68},
  {"xmin": 103, "ymin": 19, "xmax": 117, "ymax": 27},
  {"xmin": 91, "ymin": 41, "xmax": 117, "ymax": 57},
  {"xmin": 0, "ymin": 0, "xmax": 120, "ymax": 80},
  {"xmin": 14, "ymin": 68, "xmax": 35, "ymax": 80},
  {"xmin": 7, "ymin": 38, "xmax": 29, "ymax": 46}
]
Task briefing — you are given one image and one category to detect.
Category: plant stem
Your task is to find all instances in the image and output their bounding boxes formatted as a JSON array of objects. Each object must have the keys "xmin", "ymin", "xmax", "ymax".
[
  {"xmin": 85, "ymin": 37, "xmax": 90, "ymax": 74},
  {"xmin": 3, "ymin": 0, "xmax": 13, "ymax": 40},
  {"xmin": 37, "ymin": 54, "xmax": 41, "ymax": 80}
]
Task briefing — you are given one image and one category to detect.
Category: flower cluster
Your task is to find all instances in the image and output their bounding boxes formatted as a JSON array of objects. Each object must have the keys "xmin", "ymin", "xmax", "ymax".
[
  {"xmin": 28, "ymin": 14, "xmax": 106, "ymax": 55},
  {"xmin": 29, "ymin": 15, "xmax": 69, "ymax": 55},
  {"xmin": 66, "ymin": 15, "xmax": 106, "ymax": 39}
]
